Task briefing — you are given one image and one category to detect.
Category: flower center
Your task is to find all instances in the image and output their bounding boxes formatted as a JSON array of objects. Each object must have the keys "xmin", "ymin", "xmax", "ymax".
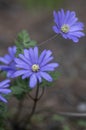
[
  {"xmin": 32, "ymin": 64, "xmax": 39, "ymax": 72},
  {"xmin": 61, "ymin": 24, "xmax": 69, "ymax": 33}
]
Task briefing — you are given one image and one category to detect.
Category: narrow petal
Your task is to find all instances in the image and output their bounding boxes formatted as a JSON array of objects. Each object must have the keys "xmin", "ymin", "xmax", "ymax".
[
  {"xmin": 70, "ymin": 25, "xmax": 84, "ymax": 32},
  {"xmin": 12, "ymin": 46, "xmax": 16, "ymax": 54},
  {"xmin": 53, "ymin": 26, "xmax": 60, "ymax": 34},
  {"xmin": 41, "ymin": 63, "xmax": 59, "ymax": 71},
  {"xmin": 0, "ymin": 65, "xmax": 11, "ymax": 70},
  {"xmin": 7, "ymin": 71, "xmax": 15, "ymax": 78},
  {"xmin": 40, "ymin": 72, "xmax": 53, "ymax": 82},
  {"xmin": 42, "ymin": 50, "xmax": 52, "ymax": 61},
  {"xmin": 22, "ymin": 71, "xmax": 32, "ymax": 79},
  {"xmin": 29, "ymin": 74, "xmax": 37, "ymax": 88},
  {"xmin": 29, "ymin": 48, "xmax": 35, "ymax": 63},
  {"xmin": 63, "ymin": 10, "xmax": 70, "ymax": 24},
  {"xmin": 1, "ymin": 84, "xmax": 10, "ymax": 88},
  {"xmin": 16, "ymin": 64, "xmax": 30, "ymax": 70},
  {"xmin": 24, "ymin": 49, "xmax": 30, "ymax": 59},
  {"xmin": 0, "ymin": 80, "xmax": 10, "ymax": 87},
  {"xmin": 40, "ymin": 56, "xmax": 53, "ymax": 67},
  {"xmin": 0, "ymin": 95, "xmax": 7, "ymax": 103},
  {"xmin": 34, "ymin": 47, "xmax": 38, "ymax": 63},
  {"xmin": 15, "ymin": 58, "xmax": 30, "ymax": 69},
  {"xmin": 68, "ymin": 35, "xmax": 79, "ymax": 42},
  {"xmin": 36, "ymin": 72, "xmax": 42, "ymax": 83},
  {"xmin": 4, "ymin": 55, "xmax": 12, "ymax": 62},
  {"xmin": 53, "ymin": 10, "xmax": 60, "ymax": 26},
  {"xmin": 38, "ymin": 50, "xmax": 46, "ymax": 64},
  {"xmin": 0, "ymin": 57, "xmax": 9, "ymax": 64},
  {"xmin": 0, "ymin": 89, "xmax": 11, "ymax": 94},
  {"xmin": 19, "ymin": 54, "xmax": 32, "ymax": 65},
  {"xmin": 69, "ymin": 32, "xmax": 85, "ymax": 37},
  {"xmin": 13, "ymin": 70, "xmax": 29, "ymax": 77}
]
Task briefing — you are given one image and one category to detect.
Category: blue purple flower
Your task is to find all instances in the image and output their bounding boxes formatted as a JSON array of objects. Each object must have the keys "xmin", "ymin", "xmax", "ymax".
[
  {"xmin": 0, "ymin": 79, "xmax": 11, "ymax": 103},
  {"xmin": 0, "ymin": 46, "xmax": 16, "ymax": 78},
  {"xmin": 53, "ymin": 9, "xmax": 85, "ymax": 42},
  {"xmin": 13, "ymin": 47, "xmax": 59, "ymax": 88}
]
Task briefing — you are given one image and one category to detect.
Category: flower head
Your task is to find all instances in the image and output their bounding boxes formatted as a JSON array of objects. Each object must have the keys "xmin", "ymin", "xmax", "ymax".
[
  {"xmin": 53, "ymin": 9, "xmax": 85, "ymax": 42},
  {"xmin": 0, "ymin": 46, "xmax": 16, "ymax": 78},
  {"xmin": 13, "ymin": 47, "xmax": 59, "ymax": 88},
  {"xmin": 0, "ymin": 79, "xmax": 11, "ymax": 103}
]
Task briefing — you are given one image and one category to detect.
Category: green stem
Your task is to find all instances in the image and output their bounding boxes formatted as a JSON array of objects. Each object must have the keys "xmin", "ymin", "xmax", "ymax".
[{"xmin": 38, "ymin": 34, "xmax": 57, "ymax": 46}]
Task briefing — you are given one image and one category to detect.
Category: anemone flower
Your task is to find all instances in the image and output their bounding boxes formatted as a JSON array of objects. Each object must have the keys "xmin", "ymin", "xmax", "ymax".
[
  {"xmin": 13, "ymin": 47, "xmax": 59, "ymax": 88},
  {"xmin": 53, "ymin": 9, "xmax": 85, "ymax": 42},
  {"xmin": 0, "ymin": 46, "xmax": 16, "ymax": 78},
  {"xmin": 0, "ymin": 79, "xmax": 11, "ymax": 103}
]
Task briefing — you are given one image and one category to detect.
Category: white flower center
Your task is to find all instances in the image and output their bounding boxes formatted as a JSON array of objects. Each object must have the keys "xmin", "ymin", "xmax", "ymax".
[
  {"xmin": 61, "ymin": 24, "xmax": 69, "ymax": 33},
  {"xmin": 32, "ymin": 64, "xmax": 39, "ymax": 72}
]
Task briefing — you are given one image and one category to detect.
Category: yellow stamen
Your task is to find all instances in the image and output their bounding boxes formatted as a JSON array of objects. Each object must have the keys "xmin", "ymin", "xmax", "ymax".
[
  {"xmin": 61, "ymin": 24, "xmax": 69, "ymax": 33},
  {"xmin": 32, "ymin": 64, "xmax": 39, "ymax": 72}
]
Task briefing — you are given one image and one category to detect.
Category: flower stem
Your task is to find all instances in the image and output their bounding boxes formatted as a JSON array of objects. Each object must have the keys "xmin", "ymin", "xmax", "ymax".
[
  {"xmin": 28, "ymin": 81, "xmax": 40, "ymax": 121},
  {"xmin": 20, "ymin": 81, "xmax": 40, "ymax": 129},
  {"xmin": 38, "ymin": 34, "xmax": 57, "ymax": 46}
]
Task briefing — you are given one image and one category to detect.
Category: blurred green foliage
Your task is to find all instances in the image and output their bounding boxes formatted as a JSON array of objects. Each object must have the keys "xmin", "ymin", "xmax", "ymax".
[
  {"xmin": 20, "ymin": 0, "xmax": 64, "ymax": 10},
  {"xmin": 15, "ymin": 30, "xmax": 36, "ymax": 56},
  {"xmin": 52, "ymin": 114, "xmax": 65, "ymax": 122},
  {"xmin": 78, "ymin": 119, "xmax": 86, "ymax": 127}
]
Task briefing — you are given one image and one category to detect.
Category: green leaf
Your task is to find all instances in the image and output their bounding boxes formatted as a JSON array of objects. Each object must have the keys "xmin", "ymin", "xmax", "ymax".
[
  {"xmin": 15, "ymin": 30, "xmax": 37, "ymax": 56},
  {"xmin": 11, "ymin": 78, "xmax": 32, "ymax": 99}
]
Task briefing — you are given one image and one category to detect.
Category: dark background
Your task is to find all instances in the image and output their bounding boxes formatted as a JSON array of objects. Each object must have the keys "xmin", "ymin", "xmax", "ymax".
[{"xmin": 0, "ymin": 0, "xmax": 86, "ymax": 129}]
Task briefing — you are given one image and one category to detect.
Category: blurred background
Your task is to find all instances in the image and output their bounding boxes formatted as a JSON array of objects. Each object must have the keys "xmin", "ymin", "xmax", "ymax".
[{"xmin": 0, "ymin": 0, "xmax": 86, "ymax": 130}]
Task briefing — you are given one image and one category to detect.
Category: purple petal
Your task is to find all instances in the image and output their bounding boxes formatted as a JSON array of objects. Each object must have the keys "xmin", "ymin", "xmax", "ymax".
[
  {"xmin": 36, "ymin": 72, "xmax": 42, "ymax": 83},
  {"xmin": 34, "ymin": 47, "xmax": 38, "ymax": 63},
  {"xmin": 16, "ymin": 64, "xmax": 30, "ymax": 70},
  {"xmin": 13, "ymin": 70, "xmax": 29, "ymax": 77},
  {"xmin": 0, "ymin": 80, "xmax": 10, "ymax": 88},
  {"xmin": 40, "ymin": 56, "xmax": 53, "ymax": 67},
  {"xmin": 53, "ymin": 26, "xmax": 59, "ymax": 34},
  {"xmin": 1, "ymin": 84, "xmax": 9, "ymax": 88},
  {"xmin": 40, "ymin": 72, "xmax": 53, "ymax": 82},
  {"xmin": 19, "ymin": 54, "xmax": 32, "ymax": 65},
  {"xmin": 63, "ymin": 10, "xmax": 70, "ymax": 24},
  {"xmin": 29, "ymin": 74, "xmax": 37, "ymax": 88},
  {"xmin": 22, "ymin": 71, "xmax": 32, "ymax": 79},
  {"xmin": 68, "ymin": 35, "xmax": 79, "ymax": 43},
  {"xmin": 70, "ymin": 25, "xmax": 84, "ymax": 32},
  {"xmin": 15, "ymin": 58, "xmax": 30, "ymax": 68},
  {"xmin": 0, "ymin": 57, "xmax": 9, "ymax": 64},
  {"xmin": 0, "ymin": 89, "xmax": 11, "ymax": 94},
  {"xmin": 29, "ymin": 48, "xmax": 35, "ymax": 64},
  {"xmin": 38, "ymin": 50, "xmax": 46, "ymax": 64},
  {"xmin": 24, "ymin": 49, "xmax": 30, "ymax": 59},
  {"xmin": 41, "ymin": 63, "xmax": 59, "ymax": 71},
  {"xmin": 0, "ymin": 95, "xmax": 7, "ymax": 103},
  {"xmin": 7, "ymin": 70, "xmax": 15, "ymax": 78},
  {"xmin": 60, "ymin": 9, "xmax": 65, "ymax": 23},
  {"xmin": 69, "ymin": 32, "xmax": 85, "ymax": 37},
  {"xmin": 8, "ymin": 46, "xmax": 16, "ymax": 57}
]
